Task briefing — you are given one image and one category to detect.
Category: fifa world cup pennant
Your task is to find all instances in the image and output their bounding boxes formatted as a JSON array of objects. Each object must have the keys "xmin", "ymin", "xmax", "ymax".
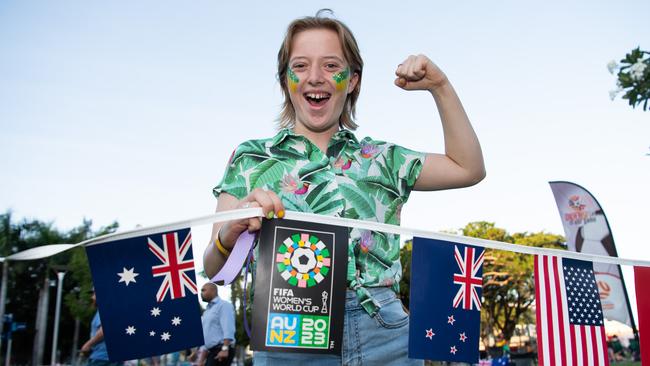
[
  {"xmin": 85, "ymin": 228, "xmax": 204, "ymax": 361},
  {"xmin": 251, "ymin": 218, "xmax": 348, "ymax": 354},
  {"xmin": 408, "ymin": 237, "xmax": 484, "ymax": 363}
]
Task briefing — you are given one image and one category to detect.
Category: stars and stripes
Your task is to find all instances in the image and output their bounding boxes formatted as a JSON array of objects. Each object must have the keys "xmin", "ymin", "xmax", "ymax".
[
  {"xmin": 534, "ymin": 255, "xmax": 609, "ymax": 366},
  {"xmin": 148, "ymin": 231, "xmax": 197, "ymax": 301},
  {"xmin": 453, "ymin": 245, "xmax": 484, "ymax": 311}
]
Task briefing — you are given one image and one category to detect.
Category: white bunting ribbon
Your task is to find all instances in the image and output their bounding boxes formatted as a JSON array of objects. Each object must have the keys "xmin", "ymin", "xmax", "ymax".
[{"xmin": 3, "ymin": 208, "xmax": 650, "ymax": 268}]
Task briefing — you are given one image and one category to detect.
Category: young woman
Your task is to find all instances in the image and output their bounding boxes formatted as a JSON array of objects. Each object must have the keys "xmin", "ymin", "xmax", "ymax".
[{"xmin": 204, "ymin": 10, "xmax": 485, "ymax": 365}]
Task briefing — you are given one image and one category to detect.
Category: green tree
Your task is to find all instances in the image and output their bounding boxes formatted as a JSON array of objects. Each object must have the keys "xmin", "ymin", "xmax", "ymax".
[
  {"xmin": 608, "ymin": 47, "xmax": 650, "ymax": 111},
  {"xmin": 64, "ymin": 221, "xmax": 118, "ymax": 320},
  {"xmin": 230, "ymin": 272, "xmax": 252, "ymax": 348},
  {"xmin": 398, "ymin": 239, "xmax": 412, "ymax": 309},
  {"xmin": 461, "ymin": 222, "xmax": 564, "ymax": 345},
  {"xmin": 398, "ymin": 221, "xmax": 564, "ymax": 347},
  {"xmin": 0, "ymin": 211, "xmax": 117, "ymax": 365}
]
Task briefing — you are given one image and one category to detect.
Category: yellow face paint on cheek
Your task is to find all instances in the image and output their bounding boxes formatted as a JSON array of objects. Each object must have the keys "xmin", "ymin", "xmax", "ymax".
[
  {"xmin": 287, "ymin": 67, "xmax": 299, "ymax": 93},
  {"xmin": 333, "ymin": 68, "xmax": 350, "ymax": 92}
]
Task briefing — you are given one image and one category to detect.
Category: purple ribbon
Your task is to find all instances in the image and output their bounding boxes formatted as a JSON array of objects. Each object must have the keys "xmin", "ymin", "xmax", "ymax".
[{"xmin": 211, "ymin": 231, "xmax": 256, "ymax": 285}]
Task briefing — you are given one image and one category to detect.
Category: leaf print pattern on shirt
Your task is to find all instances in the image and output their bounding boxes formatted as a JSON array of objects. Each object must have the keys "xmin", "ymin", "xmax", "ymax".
[
  {"xmin": 360, "ymin": 142, "xmax": 382, "ymax": 158},
  {"xmin": 280, "ymin": 174, "xmax": 309, "ymax": 195},
  {"xmin": 359, "ymin": 230, "xmax": 375, "ymax": 253},
  {"xmin": 213, "ymin": 128, "xmax": 425, "ymax": 292}
]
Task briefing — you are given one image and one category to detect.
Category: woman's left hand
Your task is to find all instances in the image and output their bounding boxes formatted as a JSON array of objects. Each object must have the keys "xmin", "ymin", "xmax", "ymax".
[{"xmin": 394, "ymin": 54, "xmax": 448, "ymax": 92}]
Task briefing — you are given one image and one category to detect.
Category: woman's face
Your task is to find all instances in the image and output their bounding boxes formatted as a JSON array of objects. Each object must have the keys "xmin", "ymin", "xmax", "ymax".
[{"xmin": 287, "ymin": 28, "xmax": 358, "ymax": 134}]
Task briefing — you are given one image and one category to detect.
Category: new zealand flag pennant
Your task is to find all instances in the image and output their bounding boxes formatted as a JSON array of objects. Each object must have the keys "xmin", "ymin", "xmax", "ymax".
[
  {"xmin": 408, "ymin": 238, "xmax": 484, "ymax": 363},
  {"xmin": 86, "ymin": 228, "xmax": 204, "ymax": 361}
]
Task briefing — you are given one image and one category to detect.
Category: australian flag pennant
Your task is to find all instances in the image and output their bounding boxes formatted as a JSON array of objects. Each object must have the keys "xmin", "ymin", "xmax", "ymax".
[
  {"xmin": 85, "ymin": 228, "xmax": 204, "ymax": 361},
  {"xmin": 408, "ymin": 237, "xmax": 484, "ymax": 363}
]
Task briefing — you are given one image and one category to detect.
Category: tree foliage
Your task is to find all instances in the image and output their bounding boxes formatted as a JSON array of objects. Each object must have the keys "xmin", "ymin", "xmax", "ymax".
[
  {"xmin": 399, "ymin": 239, "xmax": 413, "ymax": 309},
  {"xmin": 398, "ymin": 221, "xmax": 564, "ymax": 346},
  {"xmin": 608, "ymin": 47, "xmax": 650, "ymax": 111},
  {"xmin": 0, "ymin": 211, "xmax": 117, "ymax": 364},
  {"xmin": 461, "ymin": 222, "xmax": 564, "ymax": 344},
  {"xmin": 229, "ymin": 271, "xmax": 252, "ymax": 348}
]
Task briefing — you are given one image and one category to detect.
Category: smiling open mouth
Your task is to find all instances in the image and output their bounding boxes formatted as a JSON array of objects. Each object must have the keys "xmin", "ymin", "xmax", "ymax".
[{"xmin": 304, "ymin": 92, "xmax": 331, "ymax": 107}]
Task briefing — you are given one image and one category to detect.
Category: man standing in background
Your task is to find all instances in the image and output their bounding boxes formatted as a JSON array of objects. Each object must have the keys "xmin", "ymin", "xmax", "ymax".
[
  {"xmin": 80, "ymin": 288, "xmax": 121, "ymax": 366},
  {"xmin": 198, "ymin": 282, "xmax": 235, "ymax": 366}
]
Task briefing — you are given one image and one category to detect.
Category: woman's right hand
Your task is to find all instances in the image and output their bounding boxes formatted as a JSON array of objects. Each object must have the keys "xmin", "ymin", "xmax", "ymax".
[
  {"xmin": 217, "ymin": 188, "xmax": 285, "ymax": 250},
  {"xmin": 204, "ymin": 189, "xmax": 285, "ymax": 278}
]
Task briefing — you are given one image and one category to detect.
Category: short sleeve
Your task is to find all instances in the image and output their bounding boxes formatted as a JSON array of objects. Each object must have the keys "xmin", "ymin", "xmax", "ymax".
[
  {"xmin": 386, "ymin": 144, "xmax": 426, "ymax": 200},
  {"xmin": 213, "ymin": 147, "xmax": 248, "ymax": 200},
  {"xmin": 222, "ymin": 302, "xmax": 236, "ymax": 341},
  {"xmin": 213, "ymin": 139, "xmax": 270, "ymax": 200}
]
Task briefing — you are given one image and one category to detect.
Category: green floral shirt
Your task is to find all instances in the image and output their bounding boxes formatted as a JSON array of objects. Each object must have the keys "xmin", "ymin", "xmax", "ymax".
[{"xmin": 213, "ymin": 128, "xmax": 425, "ymax": 314}]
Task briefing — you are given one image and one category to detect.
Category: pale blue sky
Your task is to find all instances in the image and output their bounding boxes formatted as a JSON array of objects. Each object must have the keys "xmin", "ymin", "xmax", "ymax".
[{"xmin": 1, "ymin": 1, "xmax": 648, "ymax": 322}]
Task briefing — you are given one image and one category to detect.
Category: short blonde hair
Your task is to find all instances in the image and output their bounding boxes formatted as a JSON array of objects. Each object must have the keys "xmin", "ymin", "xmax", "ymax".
[{"xmin": 277, "ymin": 9, "xmax": 363, "ymax": 130}]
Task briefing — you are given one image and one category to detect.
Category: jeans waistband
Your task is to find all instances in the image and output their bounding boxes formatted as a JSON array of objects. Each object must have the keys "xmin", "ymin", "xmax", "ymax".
[{"xmin": 345, "ymin": 287, "xmax": 397, "ymax": 311}]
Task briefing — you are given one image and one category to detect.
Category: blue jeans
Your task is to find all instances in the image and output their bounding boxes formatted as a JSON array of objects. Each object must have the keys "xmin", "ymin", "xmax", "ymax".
[
  {"xmin": 87, "ymin": 359, "xmax": 121, "ymax": 366},
  {"xmin": 254, "ymin": 287, "xmax": 423, "ymax": 366}
]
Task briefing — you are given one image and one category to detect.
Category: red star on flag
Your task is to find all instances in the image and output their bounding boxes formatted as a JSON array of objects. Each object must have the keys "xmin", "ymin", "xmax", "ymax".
[
  {"xmin": 447, "ymin": 315, "xmax": 456, "ymax": 325},
  {"xmin": 459, "ymin": 332, "xmax": 467, "ymax": 342},
  {"xmin": 450, "ymin": 346, "xmax": 457, "ymax": 354},
  {"xmin": 425, "ymin": 328, "xmax": 435, "ymax": 340}
]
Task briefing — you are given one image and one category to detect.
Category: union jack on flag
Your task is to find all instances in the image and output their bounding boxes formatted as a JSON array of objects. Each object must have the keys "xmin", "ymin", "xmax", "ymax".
[
  {"xmin": 453, "ymin": 245, "xmax": 484, "ymax": 311},
  {"xmin": 148, "ymin": 231, "xmax": 197, "ymax": 302}
]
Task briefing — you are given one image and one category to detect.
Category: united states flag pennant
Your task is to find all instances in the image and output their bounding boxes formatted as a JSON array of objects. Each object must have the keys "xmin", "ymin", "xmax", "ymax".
[
  {"xmin": 86, "ymin": 228, "xmax": 204, "ymax": 361},
  {"xmin": 534, "ymin": 255, "xmax": 609, "ymax": 366},
  {"xmin": 633, "ymin": 266, "xmax": 650, "ymax": 364},
  {"xmin": 408, "ymin": 238, "xmax": 484, "ymax": 363}
]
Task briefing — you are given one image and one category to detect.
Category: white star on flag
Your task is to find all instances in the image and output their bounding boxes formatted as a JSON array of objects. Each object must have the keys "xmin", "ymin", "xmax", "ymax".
[
  {"xmin": 447, "ymin": 315, "xmax": 456, "ymax": 325},
  {"xmin": 151, "ymin": 307, "xmax": 161, "ymax": 317},
  {"xmin": 125, "ymin": 326, "xmax": 136, "ymax": 335},
  {"xmin": 118, "ymin": 267, "xmax": 139, "ymax": 286},
  {"xmin": 450, "ymin": 346, "xmax": 457, "ymax": 354},
  {"xmin": 149, "ymin": 331, "xmax": 156, "ymax": 336},
  {"xmin": 425, "ymin": 328, "xmax": 435, "ymax": 340},
  {"xmin": 161, "ymin": 332, "xmax": 171, "ymax": 341},
  {"xmin": 459, "ymin": 332, "xmax": 467, "ymax": 342},
  {"xmin": 171, "ymin": 316, "xmax": 182, "ymax": 326}
]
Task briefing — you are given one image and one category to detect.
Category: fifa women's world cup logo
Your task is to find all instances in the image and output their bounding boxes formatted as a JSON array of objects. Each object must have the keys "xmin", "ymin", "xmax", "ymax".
[{"xmin": 275, "ymin": 233, "xmax": 331, "ymax": 288}]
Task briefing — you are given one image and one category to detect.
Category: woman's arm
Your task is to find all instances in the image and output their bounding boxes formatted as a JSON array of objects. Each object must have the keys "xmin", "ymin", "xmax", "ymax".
[{"xmin": 395, "ymin": 54, "xmax": 485, "ymax": 191}]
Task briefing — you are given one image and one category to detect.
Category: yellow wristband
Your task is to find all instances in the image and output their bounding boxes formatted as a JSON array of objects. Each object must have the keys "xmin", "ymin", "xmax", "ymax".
[{"xmin": 214, "ymin": 230, "xmax": 231, "ymax": 257}]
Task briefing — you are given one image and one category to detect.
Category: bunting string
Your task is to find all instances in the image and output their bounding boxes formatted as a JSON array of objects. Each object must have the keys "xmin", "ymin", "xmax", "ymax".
[{"xmin": 4, "ymin": 208, "xmax": 650, "ymax": 268}]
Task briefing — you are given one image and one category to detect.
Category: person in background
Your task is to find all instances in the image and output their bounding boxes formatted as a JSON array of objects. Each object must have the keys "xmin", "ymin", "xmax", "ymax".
[
  {"xmin": 80, "ymin": 288, "xmax": 122, "ymax": 366},
  {"xmin": 198, "ymin": 282, "xmax": 236, "ymax": 366}
]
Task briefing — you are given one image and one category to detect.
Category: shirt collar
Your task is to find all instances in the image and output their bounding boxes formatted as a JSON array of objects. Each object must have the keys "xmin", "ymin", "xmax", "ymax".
[
  {"xmin": 270, "ymin": 128, "xmax": 359, "ymax": 148},
  {"xmin": 270, "ymin": 128, "xmax": 294, "ymax": 147},
  {"xmin": 207, "ymin": 297, "xmax": 221, "ymax": 308},
  {"xmin": 331, "ymin": 128, "xmax": 359, "ymax": 146}
]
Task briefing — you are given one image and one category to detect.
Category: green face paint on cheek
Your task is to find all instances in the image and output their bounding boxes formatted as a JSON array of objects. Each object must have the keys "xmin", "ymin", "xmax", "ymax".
[
  {"xmin": 333, "ymin": 68, "xmax": 350, "ymax": 91},
  {"xmin": 287, "ymin": 67, "xmax": 299, "ymax": 93}
]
